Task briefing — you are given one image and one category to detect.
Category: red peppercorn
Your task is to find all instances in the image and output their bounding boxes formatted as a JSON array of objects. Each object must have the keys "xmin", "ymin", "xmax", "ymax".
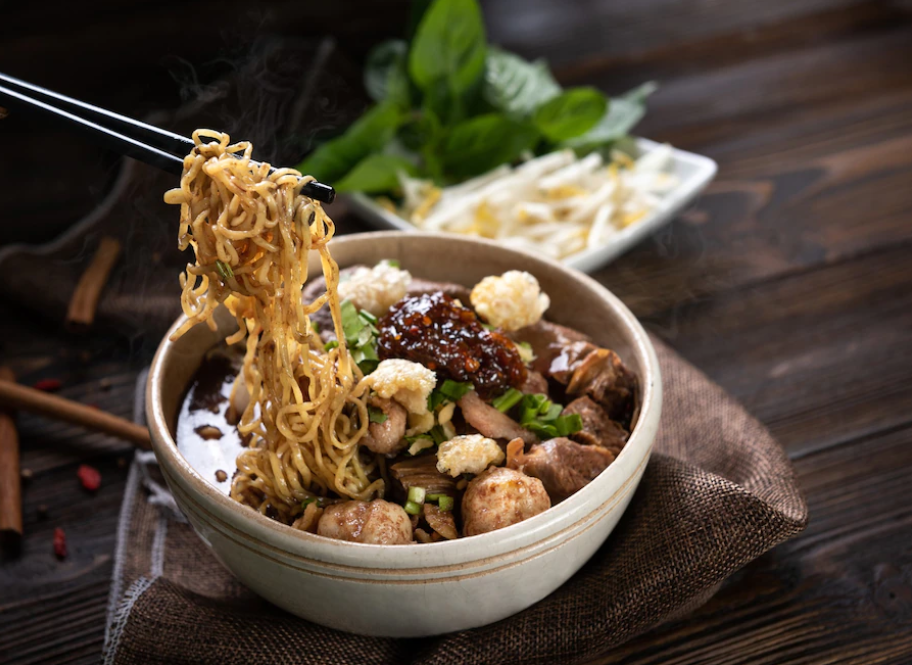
[
  {"xmin": 77, "ymin": 464, "xmax": 102, "ymax": 492},
  {"xmin": 33, "ymin": 378, "xmax": 62, "ymax": 392},
  {"xmin": 53, "ymin": 528, "xmax": 67, "ymax": 559}
]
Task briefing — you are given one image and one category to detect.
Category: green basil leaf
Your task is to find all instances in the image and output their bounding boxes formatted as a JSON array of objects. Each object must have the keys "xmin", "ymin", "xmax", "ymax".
[
  {"xmin": 334, "ymin": 154, "xmax": 417, "ymax": 194},
  {"xmin": 441, "ymin": 114, "xmax": 538, "ymax": 178},
  {"xmin": 532, "ymin": 88, "xmax": 607, "ymax": 142},
  {"xmin": 483, "ymin": 47, "xmax": 561, "ymax": 119},
  {"xmin": 365, "ymin": 40, "xmax": 410, "ymax": 106},
  {"xmin": 560, "ymin": 81, "xmax": 657, "ymax": 152},
  {"xmin": 409, "ymin": 0, "xmax": 486, "ymax": 97},
  {"xmin": 297, "ymin": 102, "xmax": 402, "ymax": 183}
]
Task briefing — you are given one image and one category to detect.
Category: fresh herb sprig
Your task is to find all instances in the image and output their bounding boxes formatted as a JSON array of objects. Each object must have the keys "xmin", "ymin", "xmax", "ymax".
[
  {"xmin": 298, "ymin": 0, "xmax": 655, "ymax": 194},
  {"xmin": 339, "ymin": 299, "xmax": 381, "ymax": 373}
]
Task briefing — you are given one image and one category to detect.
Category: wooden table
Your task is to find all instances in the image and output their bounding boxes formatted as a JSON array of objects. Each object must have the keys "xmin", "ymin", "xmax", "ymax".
[{"xmin": 2, "ymin": 1, "xmax": 911, "ymax": 663}]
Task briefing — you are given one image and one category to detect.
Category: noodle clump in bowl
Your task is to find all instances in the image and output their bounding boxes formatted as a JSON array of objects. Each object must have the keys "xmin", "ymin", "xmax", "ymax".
[{"xmin": 164, "ymin": 131, "xmax": 379, "ymax": 528}]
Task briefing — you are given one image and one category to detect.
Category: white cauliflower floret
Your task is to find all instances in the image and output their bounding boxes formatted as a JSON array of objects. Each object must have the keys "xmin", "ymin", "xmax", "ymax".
[
  {"xmin": 436, "ymin": 434, "xmax": 505, "ymax": 477},
  {"xmin": 366, "ymin": 359, "xmax": 436, "ymax": 415},
  {"xmin": 338, "ymin": 262, "xmax": 412, "ymax": 317},
  {"xmin": 470, "ymin": 271, "xmax": 550, "ymax": 331}
]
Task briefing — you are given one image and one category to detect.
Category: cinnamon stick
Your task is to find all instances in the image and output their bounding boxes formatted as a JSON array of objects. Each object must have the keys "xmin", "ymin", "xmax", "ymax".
[
  {"xmin": 0, "ymin": 368, "xmax": 23, "ymax": 539},
  {"xmin": 66, "ymin": 236, "xmax": 122, "ymax": 332},
  {"xmin": 0, "ymin": 380, "xmax": 151, "ymax": 449}
]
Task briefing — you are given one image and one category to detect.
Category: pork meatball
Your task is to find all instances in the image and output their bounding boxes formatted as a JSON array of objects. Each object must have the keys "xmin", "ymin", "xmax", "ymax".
[
  {"xmin": 317, "ymin": 500, "xmax": 413, "ymax": 544},
  {"xmin": 461, "ymin": 467, "xmax": 551, "ymax": 536}
]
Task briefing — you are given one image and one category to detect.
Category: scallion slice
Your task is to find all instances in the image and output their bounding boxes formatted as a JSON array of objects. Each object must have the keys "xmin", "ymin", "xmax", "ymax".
[
  {"xmin": 404, "ymin": 500, "xmax": 422, "ymax": 516},
  {"xmin": 437, "ymin": 495, "xmax": 454, "ymax": 511},
  {"xmin": 492, "ymin": 388, "xmax": 523, "ymax": 413},
  {"xmin": 407, "ymin": 486, "xmax": 426, "ymax": 505}
]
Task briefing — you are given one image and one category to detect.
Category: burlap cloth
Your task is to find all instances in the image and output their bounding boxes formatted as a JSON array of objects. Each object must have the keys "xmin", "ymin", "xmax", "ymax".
[{"xmin": 0, "ymin": 40, "xmax": 807, "ymax": 665}]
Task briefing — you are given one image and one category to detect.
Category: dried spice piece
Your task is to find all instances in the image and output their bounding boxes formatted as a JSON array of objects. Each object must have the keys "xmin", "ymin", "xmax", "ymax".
[
  {"xmin": 53, "ymin": 527, "xmax": 67, "ymax": 559},
  {"xmin": 215, "ymin": 470, "xmax": 228, "ymax": 483},
  {"xmin": 32, "ymin": 378, "xmax": 62, "ymax": 392},
  {"xmin": 77, "ymin": 464, "xmax": 101, "ymax": 492}
]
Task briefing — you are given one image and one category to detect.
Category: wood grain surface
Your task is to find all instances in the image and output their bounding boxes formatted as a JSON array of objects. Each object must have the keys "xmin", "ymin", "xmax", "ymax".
[{"xmin": 1, "ymin": 1, "xmax": 911, "ymax": 663}]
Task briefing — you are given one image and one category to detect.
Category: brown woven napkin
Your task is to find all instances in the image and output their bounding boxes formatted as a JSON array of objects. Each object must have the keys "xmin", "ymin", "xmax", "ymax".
[
  {"xmin": 0, "ymin": 39, "xmax": 806, "ymax": 664},
  {"xmin": 105, "ymin": 339, "xmax": 806, "ymax": 665}
]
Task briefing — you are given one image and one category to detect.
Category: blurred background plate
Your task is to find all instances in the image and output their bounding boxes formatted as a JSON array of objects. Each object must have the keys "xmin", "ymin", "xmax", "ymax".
[{"xmin": 345, "ymin": 138, "xmax": 717, "ymax": 274}]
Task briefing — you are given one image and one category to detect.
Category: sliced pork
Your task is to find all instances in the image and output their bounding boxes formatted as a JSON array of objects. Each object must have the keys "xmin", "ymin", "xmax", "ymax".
[
  {"xmin": 361, "ymin": 397, "xmax": 408, "ymax": 456},
  {"xmin": 458, "ymin": 390, "xmax": 539, "ymax": 446}
]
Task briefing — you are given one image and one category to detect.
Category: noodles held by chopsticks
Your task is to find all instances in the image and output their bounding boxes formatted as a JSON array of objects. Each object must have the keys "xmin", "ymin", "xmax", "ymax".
[{"xmin": 164, "ymin": 130, "xmax": 382, "ymax": 523}]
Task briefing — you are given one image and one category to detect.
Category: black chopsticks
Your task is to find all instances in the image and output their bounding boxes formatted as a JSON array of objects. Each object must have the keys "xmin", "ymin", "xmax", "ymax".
[{"xmin": 0, "ymin": 72, "xmax": 335, "ymax": 204}]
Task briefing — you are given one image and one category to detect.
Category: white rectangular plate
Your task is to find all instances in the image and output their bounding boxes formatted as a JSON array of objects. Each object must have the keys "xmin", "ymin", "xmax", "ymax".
[{"xmin": 344, "ymin": 137, "xmax": 717, "ymax": 274}]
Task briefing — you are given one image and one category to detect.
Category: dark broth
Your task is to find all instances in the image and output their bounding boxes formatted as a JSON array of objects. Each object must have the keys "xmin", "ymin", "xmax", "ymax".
[{"xmin": 176, "ymin": 345, "xmax": 247, "ymax": 494}]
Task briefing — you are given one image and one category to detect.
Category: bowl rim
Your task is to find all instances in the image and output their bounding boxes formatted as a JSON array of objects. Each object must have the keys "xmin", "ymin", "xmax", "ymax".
[{"xmin": 146, "ymin": 231, "xmax": 661, "ymax": 564}]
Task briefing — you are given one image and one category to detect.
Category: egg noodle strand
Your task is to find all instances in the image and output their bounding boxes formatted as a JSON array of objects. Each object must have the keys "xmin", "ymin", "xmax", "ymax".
[{"xmin": 164, "ymin": 130, "xmax": 383, "ymax": 524}]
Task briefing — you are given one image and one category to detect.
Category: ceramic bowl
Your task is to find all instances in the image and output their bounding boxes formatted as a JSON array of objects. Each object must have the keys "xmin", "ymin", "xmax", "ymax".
[{"xmin": 146, "ymin": 231, "xmax": 662, "ymax": 637}]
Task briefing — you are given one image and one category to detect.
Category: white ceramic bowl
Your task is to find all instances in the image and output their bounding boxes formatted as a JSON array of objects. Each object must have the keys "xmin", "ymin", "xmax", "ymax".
[
  {"xmin": 146, "ymin": 232, "xmax": 662, "ymax": 637},
  {"xmin": 346, "ymin": 138, "xmax": 717, "ymax": 274}
]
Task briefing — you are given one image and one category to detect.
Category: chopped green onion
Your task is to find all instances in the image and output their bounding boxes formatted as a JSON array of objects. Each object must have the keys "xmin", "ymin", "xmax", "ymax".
[
  {"xmin": 215, "ymin": 260, "xmax": 234, "ymax": 281},
  {"xmin": 426, "ymin": 493, "xmax": 446, "ymax": 502},
  {"xmin": 428, "ymin": 379, "xmax": 475, "ymax": 410},
  {"xmin": 404, "ymin": 500, "xmax": 423, "ymax": 515},
  {"xmin": 514, "ymin": 393, "xmax": 580, "ymax": 440},
  {"xmin": 492, "ymin": 388, "xmax": 523, "ymax": 413},
  {"xmin": 523, "ymin": 421, "xmax": 557, "ymax": 439},
  {"xmin": 439, "ymin": 380, "xmax": 473, "ymax": 402},
  {"xmin": 311, "ymin": 320, "xmax": 320, "ymax": 333},
  {"xmin": 480, "ymin": 322, "xmax": 495, "ymax": 331},
  {"xmin": 368, "ymin": 406, "xmax": 388, "ymax": 424},
  {"xmin": 407, "ymin": 486, "xmax": 426, "ymax": 505},
  {"xmin": 429, "ymin": 425, "xmax": 448, "ymax": 445},
  {"xmin": 554, "ymin": 413, "xmax": 583, "ymax": 437},
  {"xmin": 359, "ymin": 310, "xmax": 379, "ymax": 327},
  {"xmin": 301, "ymin": 496, "xmax": 324, "ymax": 509},
  {"xmin": 324, "ymin": 340, "xmax": 339, "ymax": 351},
  {"xmin": 380, "ymin": 259, "xmax": 401, "ymax": 269},
  {"xmin": 542, "ymin": 402, "xmax": 563, "ymax": 421},
  {"xmin": 437, "ymin": 495, "xmax": 454, "ymax": 511}
]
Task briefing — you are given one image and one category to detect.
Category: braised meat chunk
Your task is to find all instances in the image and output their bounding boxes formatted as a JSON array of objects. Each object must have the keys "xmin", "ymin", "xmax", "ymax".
[
  {"xmin": 519, "ymin": 437, "xmax": 615, "ymax": 502},
  {"xmin": 406, "ymin": 278, "xmax": 472, "ymax": 304},
  {"xmin": 378, "ymin": 292, "xmax": 526, "ymax": 398},
  {"xmin": 562, "ymin": 396, "xmax": 628, "ymax": 454},
  {"xmin": 508, "ymin": 320, "xmax": 594, "ymax": 379},
  {"xmin": 566, "ymin": 348, "xmax": 638, "ymax": 426}
]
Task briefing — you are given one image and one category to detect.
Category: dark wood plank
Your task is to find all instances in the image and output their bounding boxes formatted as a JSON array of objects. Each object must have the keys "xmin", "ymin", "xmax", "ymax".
[
  {"xmin": 484, "ymin": 0, "xmax": 868, "ymax": 66},
  {"xmin": 595, "ymin": 423, "xmax": 912, "ymax": 664},
  {"xmin": 593, "ymin": 19, "xmax": 912, "ymax": 317},
  {"xmin": 643, "ymin": 243, "xmax": 912, "ymax": 457}
]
